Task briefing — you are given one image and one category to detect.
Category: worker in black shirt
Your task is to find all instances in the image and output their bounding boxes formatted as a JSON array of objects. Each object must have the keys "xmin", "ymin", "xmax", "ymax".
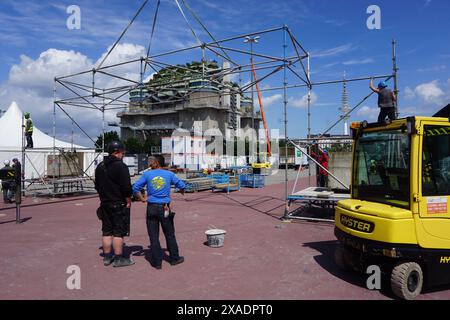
[
  {"xmin": 1, "ymin": 160, "xmax": 14, "ymax": 203},
  {"xmin": 95, "ymin": 141, "xmax": 134, "ymax": 268}
]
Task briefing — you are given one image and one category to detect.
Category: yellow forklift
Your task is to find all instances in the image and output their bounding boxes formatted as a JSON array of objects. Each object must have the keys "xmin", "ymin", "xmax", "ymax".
[{"xmin": 334, "ymin": 105, "xmax": 450, "ymax": 299}]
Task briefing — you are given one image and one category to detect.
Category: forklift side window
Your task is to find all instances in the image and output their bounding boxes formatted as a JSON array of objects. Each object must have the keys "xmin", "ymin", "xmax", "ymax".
[{"xmin": 422, "ymin": 125, "xmax": 450, "ymax": 196}]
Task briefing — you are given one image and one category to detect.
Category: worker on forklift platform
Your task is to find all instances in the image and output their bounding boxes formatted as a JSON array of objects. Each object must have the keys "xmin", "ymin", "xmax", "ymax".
[
  {"xmin": 369, "ymin": 78, "xmax": 397, "ymax": 123},
  {"xmin": 310, "ymin": 147, "xmax": 329, "ymax": 188}
]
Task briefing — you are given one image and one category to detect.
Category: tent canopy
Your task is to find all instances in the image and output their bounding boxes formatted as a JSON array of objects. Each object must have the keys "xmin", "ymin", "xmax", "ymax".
[
  {"xmin": 0, "ymin": 102, "xmax": 99, "ymax": 181},
  {"xmin": 0, "ymin": 101, "xmax": 87, "ymax": 150}
]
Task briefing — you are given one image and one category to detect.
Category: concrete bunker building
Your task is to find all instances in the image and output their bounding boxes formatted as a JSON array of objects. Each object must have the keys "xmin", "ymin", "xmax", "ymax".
[{"xmin": 118, "ymin": 61, "xmax": 261, "ymax": 147}]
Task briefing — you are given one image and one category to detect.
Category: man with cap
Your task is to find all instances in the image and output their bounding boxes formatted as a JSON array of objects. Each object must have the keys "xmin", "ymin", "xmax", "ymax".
[
  {"xmin": 24, "ymin": 112, "xmax": 34, "ymax": 149},
  {"xmin": 370, "ymin": 78, "xmax": 397, "ymax": 123},
  {"xmin": 94, "ymin": 141, "xmax": 134, "ymax": 267},
  {"xmin": 1, "ymin": 160, "xmax": 14, "ymax": 203}
]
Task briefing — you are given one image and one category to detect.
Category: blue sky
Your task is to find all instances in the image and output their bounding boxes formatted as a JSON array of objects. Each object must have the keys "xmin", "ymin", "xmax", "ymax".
[{"xmin": 0, "ymin": 0, "xmax": 449, "ymax": 146}]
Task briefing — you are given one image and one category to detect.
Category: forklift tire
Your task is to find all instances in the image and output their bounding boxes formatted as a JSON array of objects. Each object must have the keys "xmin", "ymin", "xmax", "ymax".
[
  {"xmin": 334, "ymin": 245, "xmax": 350, "ymax": 271},
  {"xmin": 390, "ymin": 262, "xmax": 423, "ymax": 300}
]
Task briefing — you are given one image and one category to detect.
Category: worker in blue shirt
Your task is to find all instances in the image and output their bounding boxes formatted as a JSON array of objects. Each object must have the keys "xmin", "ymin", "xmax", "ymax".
[{"xmin": 133, "ymin": 155, "xmax": 186, "ymax": 269}]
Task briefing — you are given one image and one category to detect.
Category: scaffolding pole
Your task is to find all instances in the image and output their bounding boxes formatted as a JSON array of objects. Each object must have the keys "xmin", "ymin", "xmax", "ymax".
[
  {"xmin": 53, "ymin": 81, "xmax": 57, "ymax": 194},
  {"xmin": 21, "ymin": 109, "xmax": 25, "ymax": 197},
  {"xmin": 283, "ymin": 25, "xmax": 289, "ymax": 219},
  {"xmin": 48, "ymin": 0, "xmax": 398, "ymax": 228},
  {"xmin": 392, "ymin": 39, "xmax": 399, "ymax": 118},
  {"xmin": 307, "ymin": 53, "xmax": 312, "ymax": 188}
]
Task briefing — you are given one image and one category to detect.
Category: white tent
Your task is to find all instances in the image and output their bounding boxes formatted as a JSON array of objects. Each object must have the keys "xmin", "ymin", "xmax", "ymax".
[{"xmin": 0, "ymin": 101, "xmax": 99, "ymax": 180}]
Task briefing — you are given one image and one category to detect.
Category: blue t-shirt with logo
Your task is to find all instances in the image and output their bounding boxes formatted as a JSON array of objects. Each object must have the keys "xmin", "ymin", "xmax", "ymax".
[{"xmin": 132, "ymin": 169, "xmax": 186, "ymax": 204}]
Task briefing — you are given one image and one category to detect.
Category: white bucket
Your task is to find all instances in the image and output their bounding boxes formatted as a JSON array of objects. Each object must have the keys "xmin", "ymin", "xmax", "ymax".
[{"xmin": 205, "ymin": 229, "xmax": 226, "ymax": 248}]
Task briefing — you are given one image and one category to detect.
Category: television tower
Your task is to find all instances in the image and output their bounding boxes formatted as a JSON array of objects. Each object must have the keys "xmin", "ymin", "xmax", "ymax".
[{"xmin": 339, "ymin": 72, "xmax": 350, "ymax": 136}]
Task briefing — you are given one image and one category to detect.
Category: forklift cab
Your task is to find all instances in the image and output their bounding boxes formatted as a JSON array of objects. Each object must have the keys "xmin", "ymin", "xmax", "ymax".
[{"xmin": 334, "ymin": 113, "xmax": 450, "ymax": 299}]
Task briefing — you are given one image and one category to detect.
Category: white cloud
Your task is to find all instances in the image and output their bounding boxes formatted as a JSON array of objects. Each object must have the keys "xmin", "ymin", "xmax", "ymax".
[
  {"xmin": 325, "ymin": 19, "xmax": 349, "ymax": 27},
  {"xmin": 95, "ymin": 43, "xmax": 146, "ymax": 69},
  {"xmin": 323, "ymin": 62, "xmax": 339, "ymax": 69},
  {"xmin": 143, "ymin": 72, "xmax": 156, "ymax": 83},
  {"xmin": 1, "ymin": 48, "xmax": 95, "ymax": 127},
  {"xmin": 404, "ymin": 86, "xmax": 415, "ymax": 99},
  {"xmin": 311, "ymin": 44, "xmax": 355, "ymax": 58},
  {"xmin": 342, "ymin": 58, "xmax": 374, "ymax": 65},
  {"xmin": 94, "ymin": 44, "xmax": 146, "ymax": 90},
  {"xmin": 417, "ymin": 65, "xmax": 446, "ymax": 72},
  {"xmin": 396, "ymin": 79, "xmax": 450, "ymax": 117},
  {"xmin": 0, "ymin": 44, "xmax": 146, "ymax": 147},
  {"xmin": 289, "ymin": 92, "xmax": 318, "ymax": 108},
  {"xmin": 357, "ymin": 105, "xmax": 379, "ymax": 121},
  {"xmin": 414, "ymin": 80, "xmax": 445, "ymax": 104},
  {"xmin": 399, "ymin": 106, "xmax": 430, "ymax": 117},
  {"xmin": 8, "ymin": 49, "xmax": 93, "ymax": 97},
  {"xmin": 261, "ymin": 94, "xmax": 282, "ymax": 107}
]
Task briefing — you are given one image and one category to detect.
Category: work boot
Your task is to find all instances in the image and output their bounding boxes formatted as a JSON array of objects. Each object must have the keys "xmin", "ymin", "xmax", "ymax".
[
  {"xmin": 170, "ymin": 256, "xmax": 184, "ymax": 266},
  {"xmin": 150, "ymin": 262, "xmax": 162, "ymax": 270},
  {"xmin": 103, "ymin": 253, "xmax": 114, "ymax": 266},
  {"xmin": 113, "ymin": 256, "xmax": 135, "ymax": 268}
]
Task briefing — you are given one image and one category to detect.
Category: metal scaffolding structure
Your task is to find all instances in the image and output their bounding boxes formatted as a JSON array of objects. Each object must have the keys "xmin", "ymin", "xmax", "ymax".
[
  {"xmin": 284, "ymin": 39, "xmax": 399, "ymax": 222},
  {"xmin": 53, "ymin": 1, "xmax": 312, "ymax": 205},
  {"xmin": 44, "ymin": 0, "xmax": 398, "ymax": 223}
]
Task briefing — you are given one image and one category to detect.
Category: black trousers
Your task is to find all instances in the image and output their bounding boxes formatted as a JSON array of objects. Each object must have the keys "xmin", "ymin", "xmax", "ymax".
[
  {"xmin": 378, "ymin": 107, "xmax": 397, "ymax": 123},
  {"xmin": 1, "ymin": 181, "xmax": 15, "ymax": 203},
  {"xmin": 2, "ymin": 182, "xmax": 10, "ymax": 203},
  {"xmin": 318, "ymin": 175, "xmax": 328, "ymax": 188},
  {"xmin": 146, "ymin": 203, "xmax": 180, "ymax": 266},
  {"xmin": 25, "ymin": 133, "xmax": 33, "ymax": 148}
]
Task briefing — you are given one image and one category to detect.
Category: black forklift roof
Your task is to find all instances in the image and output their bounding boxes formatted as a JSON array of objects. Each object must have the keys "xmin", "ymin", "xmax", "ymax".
[{"xmin": 433, "ymin": 104, "xmax": 449, "ymax": 118}]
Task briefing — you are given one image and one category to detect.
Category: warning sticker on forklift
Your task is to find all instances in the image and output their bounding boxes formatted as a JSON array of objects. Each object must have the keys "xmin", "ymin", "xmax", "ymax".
[{"xmin": 427, "ymin": 197, "xmax": 448, "ymax": 214}]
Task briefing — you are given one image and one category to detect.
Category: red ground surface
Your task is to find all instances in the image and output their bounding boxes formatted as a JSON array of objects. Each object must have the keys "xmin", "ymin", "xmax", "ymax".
[{"xmin": 1, "ymin": 178, "xmax": 449, "ymax": 300}]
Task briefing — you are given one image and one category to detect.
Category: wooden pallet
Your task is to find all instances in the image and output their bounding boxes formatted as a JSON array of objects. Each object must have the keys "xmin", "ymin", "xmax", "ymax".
[{"xmin": 212, "ymin": 176, "xmax": 240, "ymax": 193}]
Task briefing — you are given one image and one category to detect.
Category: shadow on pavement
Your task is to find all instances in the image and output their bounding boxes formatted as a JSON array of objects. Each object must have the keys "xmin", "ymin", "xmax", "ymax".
[
  {"xmin": 0, "ymin": 217, "xmax": 32, "ymax": 225},
  {"xmin": 0, "ymin": 195, "xmax": 98, "ymax": 212},
  {"xmin": 303, "ymin": 239, "xmax": 397, "ymax": 299},
  {"xmin": 131, "ymin": 245, "xmax": 173, "ymax": 266}
]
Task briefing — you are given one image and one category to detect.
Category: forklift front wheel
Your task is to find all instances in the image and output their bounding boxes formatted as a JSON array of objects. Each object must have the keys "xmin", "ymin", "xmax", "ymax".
[{"xmin": 390, "ymin": 262, "xmax": 423, "ymax": 300}]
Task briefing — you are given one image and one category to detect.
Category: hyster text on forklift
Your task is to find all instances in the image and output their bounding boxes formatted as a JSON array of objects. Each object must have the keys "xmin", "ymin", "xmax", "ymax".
[{"xmin": 334, "ymin": 104, "xmax": 450, "ymax": 300}]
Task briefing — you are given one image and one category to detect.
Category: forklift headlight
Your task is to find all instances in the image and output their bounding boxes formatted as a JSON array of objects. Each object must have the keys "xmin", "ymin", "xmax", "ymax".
[
  {"xmin": 383, "ymin": 248, "xmax": 398, "ymax": 258},
  {"xmin": 350, "ymin": 122, "xmax": 361, "ymax": 129}
]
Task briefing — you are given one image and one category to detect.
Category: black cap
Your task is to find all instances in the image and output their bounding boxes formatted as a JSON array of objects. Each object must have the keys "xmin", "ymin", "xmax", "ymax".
[{"xmin": 107, "ymin": 141, "xmax": 125, "ymax": 154}]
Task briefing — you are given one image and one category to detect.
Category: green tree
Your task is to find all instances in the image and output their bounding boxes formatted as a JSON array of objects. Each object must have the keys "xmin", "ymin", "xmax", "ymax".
[
  {"xmin": 143, "ymin": 136, "xmax": 161, "ymax": 154},
  {"xmin": 95, "ymin": 131, "xmax": 120, "ymax": 151},
  {"xmin": 329, "ymin": 143, "xmax": 353, "ymax": 153},
  {"xmin": 124, "ymin": 137, "xmax": 143, "ymax": 154}
]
